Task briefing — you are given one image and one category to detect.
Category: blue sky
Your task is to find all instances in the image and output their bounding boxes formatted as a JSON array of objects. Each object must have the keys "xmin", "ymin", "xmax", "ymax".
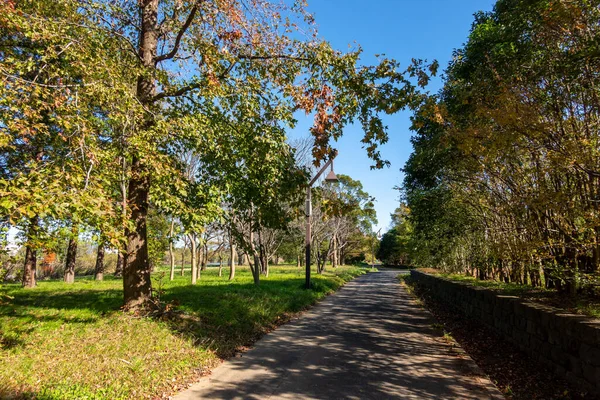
[{"xmin": 288, "ymin": 0, "xmax": 495, "ymax": 232}]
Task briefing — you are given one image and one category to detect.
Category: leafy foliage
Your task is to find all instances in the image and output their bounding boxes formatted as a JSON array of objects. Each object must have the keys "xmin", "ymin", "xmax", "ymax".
[{"xmin": 403, "ymin": 0, "xmax": 600, "ymax": 294}]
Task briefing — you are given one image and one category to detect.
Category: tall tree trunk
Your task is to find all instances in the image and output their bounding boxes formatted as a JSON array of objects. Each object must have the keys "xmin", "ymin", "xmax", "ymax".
[
  {"xmin": 123, "ymin": 156, "xmax": 152, "ymax": 308},
  {"xmin": 94, "ymin": 242, "xmax": 106, "ymax": 281},
  {"xmin": 218, "ymin": 255, "xmax": 223, "ymax": 277},
  {"xmin": 64, "ymin": 225, "xmax": 78, "ymax": 283},
  {"xmin": 168, "ymin": 218, "xmax": 176, "ymax": 281},
  {"xmin": 229, "ymin": 232, "xmax": 236, "ymax": 281},
  {"xmin": 22, "ymin": 216, "xmax": 39, "ymax": 288},
  {"xmin": 190, "ymin": 234, "xmax": 197, "ymax": 285},
  {"xmin": 332, "ymin": 236, "xmax": 338, "ymax": 268},
  {"xmin": 123, "ymin": 0, "xmax": 158, "ymax": 309},
  {"xmin": 23, "ymin": 243, "xmax": 37, "ymax": 288}
]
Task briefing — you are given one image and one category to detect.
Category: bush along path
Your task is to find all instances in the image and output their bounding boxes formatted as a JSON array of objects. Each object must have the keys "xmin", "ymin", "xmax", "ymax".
[
  {"xmin": 0, "ymin": 266, "xmax": 364, "ymax": 399},
  {"xmin": 401, "ymin": 275, "xmax": 599, "ymax": 400}
]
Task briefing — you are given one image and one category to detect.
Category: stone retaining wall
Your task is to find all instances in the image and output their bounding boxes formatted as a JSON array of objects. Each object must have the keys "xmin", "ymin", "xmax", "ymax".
[{"xmin": 410, "ymin": 270, "xmax": 600, "ymax": 394}]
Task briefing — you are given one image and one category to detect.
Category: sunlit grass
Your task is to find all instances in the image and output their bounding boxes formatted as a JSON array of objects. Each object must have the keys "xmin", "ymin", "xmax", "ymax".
[{"xmin": 0, "ymin": 265, "xmax": 365, "ymax": 399}]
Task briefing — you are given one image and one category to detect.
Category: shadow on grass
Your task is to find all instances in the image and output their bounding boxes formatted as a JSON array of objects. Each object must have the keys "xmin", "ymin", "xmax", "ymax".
[
  {"xmin": 1, "ymin": 272, "xmax": 349, "ymax": 358},
  {"xmin": 161, "ymin": 277, "xmax": 342, "ymax": 358},
  {"xmin": 4, "ymin": 288, "xmax": 123, "ymax": 314}
]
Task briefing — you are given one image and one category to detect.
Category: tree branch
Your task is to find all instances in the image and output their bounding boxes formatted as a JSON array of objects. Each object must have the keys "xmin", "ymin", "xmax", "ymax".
[
  {"xmin": 152, "ymin": 82, "xmax": 202, "ymax": 102},
  {"xmin": 238, "ymin": 54, "xmax": 310, "ymax": 63},
  {"xmin": 154, "ymin": 5, "xmax": 198, "ymax": 64}
]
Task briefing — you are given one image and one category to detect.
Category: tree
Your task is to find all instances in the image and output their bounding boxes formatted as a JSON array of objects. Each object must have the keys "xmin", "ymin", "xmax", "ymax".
[
  {"xmin": 94, "ymin": 240, "xmax": 106, "ymax": 281},
  {"xmin": 64, "ymin": 225, "xmax": 78, "ymax": 283},
  {"xmin": 403, "ymin": 0, "xmax": 600, "ymax": 292},
  {"xmin": 377, "ymin": 207, "xmax": 412, "ymax": 267},
  {"xmin": 2, "ymin": 0, "xmax": 436, "ymax": 308}
]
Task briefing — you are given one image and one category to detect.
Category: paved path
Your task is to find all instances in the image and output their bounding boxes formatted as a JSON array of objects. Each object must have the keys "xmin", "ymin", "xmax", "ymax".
[{"xmin": 175, "ymin": 271, "xmax": 503, "ymax": 399}]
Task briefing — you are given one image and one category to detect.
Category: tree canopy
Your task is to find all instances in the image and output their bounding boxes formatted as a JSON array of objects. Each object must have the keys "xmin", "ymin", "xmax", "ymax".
[
  {"xmin": 402, "ymin": 0, "xmax": 600, "ymax": 292},
  {"xmin": 1, "ymin": 0, "xmax": 435, "ymax": 307}
]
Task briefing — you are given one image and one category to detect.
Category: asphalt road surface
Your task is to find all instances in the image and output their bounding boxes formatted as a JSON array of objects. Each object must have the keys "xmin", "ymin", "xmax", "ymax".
[{"xmin": 174, "ymin": 270, "xmax": 502, "ymax": 399}]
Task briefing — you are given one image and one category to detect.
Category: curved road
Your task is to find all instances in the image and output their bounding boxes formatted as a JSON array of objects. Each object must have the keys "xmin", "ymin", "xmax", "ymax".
[{"xmin": 175, "ymin": 270, "xmax": 503, "ymax": 399}]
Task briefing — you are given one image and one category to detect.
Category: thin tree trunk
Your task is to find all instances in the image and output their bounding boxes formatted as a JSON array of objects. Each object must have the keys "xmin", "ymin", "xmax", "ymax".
[
  {"xmin": 196, "ymin": 244, "xmax": 206, "ymax": 279},
  {"xmin": 229, "ymin": 232, "xmax": 236, "ymax": 281},
  {"xmin": 94, "ymin": 242, "xmax": 106, "ymax": 281},
  {"xmin": 190, "ymin": 234, "xmax": 197, "ymax": 285},
  {"xmin": 115, "ymin": 252, "xmax": 124, "ymax": 277},
  {"xmin": 332, "ymin": 236, "xmax": 338, "ymax": 268},
  {"xmin": 218, "ymin": 255, "xmax": 223, "ymax": 277},
  {"xmin": 201, "ymin": 243, "xmax": 208, "ymax": 271},
  {"xmin": 64, "ymin": 225, "xmax": 78, "ymax": 283},
  {"xmin": 168, "ymin": 218, "xmax": 176, "ymax": 281},
  {"xmin": 181, "ymin": 237, "xmax": 186, "ymax": 276},
  {"xmin": 249, "ymin": 231, "xmax": 260, "ymax": 285}
]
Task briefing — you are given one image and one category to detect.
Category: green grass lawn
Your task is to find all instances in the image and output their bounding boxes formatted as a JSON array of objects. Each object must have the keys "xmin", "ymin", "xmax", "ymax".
[{"xmin": 0, "ymin": 265, "xmax": 365, "ymax": 399}]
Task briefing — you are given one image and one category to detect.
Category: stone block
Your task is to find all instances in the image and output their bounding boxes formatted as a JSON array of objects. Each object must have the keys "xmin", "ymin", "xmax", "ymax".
[
  {"xmin": 578, "ymin": 321, "xmax": 600, "ymax": 347},
  {"xmin": 580, "ymin": 344, "xmax": 600, "ymax": 367},
  {"xmin": 582, "ymin": 363, "xmax": 600, "ymax": 386},
  {"xmin": 551, "ymin": 346, "xmax": 568, "ymax": 367},
  {"xmin": 527, "ymin": 319, "xmax": 537, "ymax": 335},
  {"xmin": 567, "ymin": 354, "xmax": 583, "ymax": 376},
  {"xmin": 530, "ymin": 337, "xmax": 542, "ymax": 353}
]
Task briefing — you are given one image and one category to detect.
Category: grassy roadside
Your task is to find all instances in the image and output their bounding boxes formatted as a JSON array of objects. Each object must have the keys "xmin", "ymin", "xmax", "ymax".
[
  {"xmin": 0, "ymin": 265, "xmax": 365, "ymax": 399},
  {"xmin": 415, "ymin": 269, "xmax": 600, "ymax": 319}
]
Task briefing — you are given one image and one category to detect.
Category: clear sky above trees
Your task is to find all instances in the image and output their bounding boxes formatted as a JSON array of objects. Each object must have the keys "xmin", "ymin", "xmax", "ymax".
[{"xmin": 288, "ymin": 0, "xmax": 495, "ymax": 232}]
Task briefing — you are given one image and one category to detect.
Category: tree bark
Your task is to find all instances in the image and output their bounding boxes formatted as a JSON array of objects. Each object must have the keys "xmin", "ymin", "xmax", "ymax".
[
  {"xmin": 123, "ymin": 156, "xmax": 152, "ymax": 308},
  {"xmin": 94, "ymin": 242, "xmax": 105, "ymax": 281},
  {"xmin": 123, "ymin": 0, "xmax": 158, "ymax": 309},
  {"xmin": 22, "ymin": 216, "xmax": 39, "ymax": 288},
  {"xmin": 168, "ymin": 218, "xmax": 176, "ymax": 281},
  {"xmin": 332, "ymin": 236, "xmax": 338, "ymax": 268},
  {"xmin": 115, "ymin": 252, "xmax": 124, "ymax": 277},
  {"xmin": 23, "ymin": 243, "xmax": 37, "ymax": 288},
  {"xmin": 190, "ymin": 233, "xmax": 198, "ymax": 285},
  {"xmin": 200, "ymin": 242, "xmax": 207, "ymax": 271},
  {"xmin": 181, "ymin": 235, "xmax": 187, "ymax": 276},
  {"xmin": 229, "ymin": 232, "xmax": 236, "ymax": 281},
  {"xmin": 196, "ymin": 242, "xmax": 203, "ymax": 281},
  {"xmin": 249, "ymin": 231, "xmax": 260, "ymax": 285},
  {"xmin": 64, "ymin": 225, "xmax": 78, "ymax": 283}
]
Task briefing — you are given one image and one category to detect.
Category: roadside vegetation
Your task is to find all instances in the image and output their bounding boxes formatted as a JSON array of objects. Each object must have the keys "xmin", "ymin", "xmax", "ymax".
[
  {"xmin": 383, "ymin": 0, "xmax": 600, "ymax": 313},
  {"xmin": 0, "ymin": 265, "xmax": 364, "ymax": 399}
]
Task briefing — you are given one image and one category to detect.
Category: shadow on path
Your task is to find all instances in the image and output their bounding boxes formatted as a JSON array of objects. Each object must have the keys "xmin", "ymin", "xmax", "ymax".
[{"xmin": 174, "ymin": 271, "xmax": 503, "ymax": 399}]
